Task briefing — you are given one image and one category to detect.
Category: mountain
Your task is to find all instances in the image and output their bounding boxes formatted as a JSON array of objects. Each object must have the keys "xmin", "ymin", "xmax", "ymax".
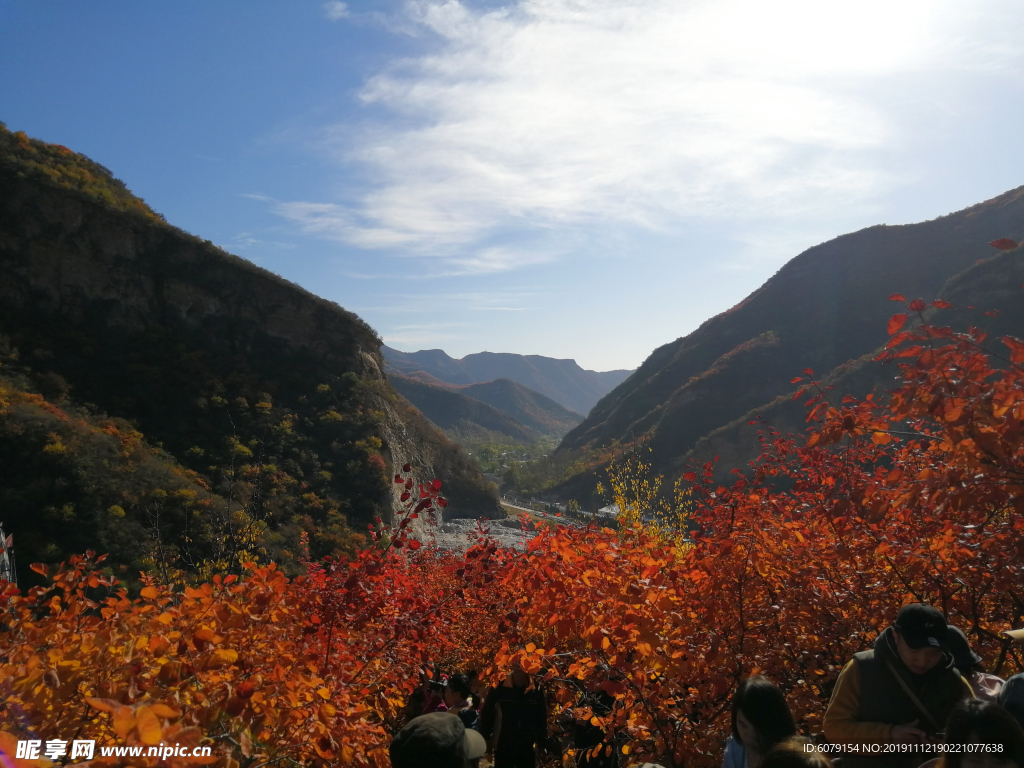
[
  {"xmin": 389, "ymin": 375, "xmax": 543, "ymax": 446},
  {"xmin": 0, "ymin": 123, "xmax": 501, "ymax": 583},
  {"xmin": 554, "ymin": 185, "xmax": 1024, "ymax": 495},
  {"xmin": 681, "ymin": 243, "xmax": 1024, "ymax": 482},
  {"xmin": 382, "ymin": 346, "xmax": 632, "ymax": 415},
  {"xmin": 460, "ymin": 379, "xmax": 582, "ymax": 437},
  {"xmin": 388, "ymin": 375, "xmax": 583, "ymax": 448}
]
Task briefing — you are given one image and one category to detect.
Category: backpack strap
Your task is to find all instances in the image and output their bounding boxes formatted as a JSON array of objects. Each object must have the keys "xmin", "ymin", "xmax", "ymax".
[{"xmin": 882, "ymin": 658, "xmax": 941, "ymax": 731}]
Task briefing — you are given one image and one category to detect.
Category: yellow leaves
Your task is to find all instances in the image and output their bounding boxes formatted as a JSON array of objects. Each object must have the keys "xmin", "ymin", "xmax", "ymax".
[
  {"xmin": 42, "ymin": 433, "xmax": 67, "ymax": 454},
  {"xmin": 212, "ymin": 648, "xmax": 238, "ymax": 666},
  {"xmin": 86, "ymin": 696, "xmax": 120, "ymax": 712},
  {"xmin": 317, "ymin": 687, "xmax": 330, "ymax": 700},
  {"xmin": 601, "ymin": 636, "xmax": 611, "ymax": 650},
  {"xmin": 135, "ymin": 705, "xmax": 163, "ymax": 745},
  {"xmin": 113, "ymin": 704, "xmax": 135, "ymax": 740}
]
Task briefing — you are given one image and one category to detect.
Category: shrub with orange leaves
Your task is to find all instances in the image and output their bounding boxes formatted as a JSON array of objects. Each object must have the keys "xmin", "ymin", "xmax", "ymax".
[
  {"xmin": 2, "ymin": 301, "xmax": 1024, "ymax": 768},
  {"xmin": 0, "ymin": 471, "xmax": 475, "ymax": 768}
]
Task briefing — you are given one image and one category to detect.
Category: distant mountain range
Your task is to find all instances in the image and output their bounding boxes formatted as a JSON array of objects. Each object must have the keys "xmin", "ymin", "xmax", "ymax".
[
  {"xmin": 382, "ymin": 346, "xmax": 632, "ymax": 416},
  {"xmin": 389, "ymin": 375, "xmax": 582, "ymax": 447},
  {"xmin": 553, "ymin": 184, "xmax": 1024, "ymax": 498}
]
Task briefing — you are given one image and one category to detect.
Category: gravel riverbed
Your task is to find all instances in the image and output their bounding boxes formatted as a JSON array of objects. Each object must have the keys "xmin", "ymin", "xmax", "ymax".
[{"xmin": 420, "ymin": 517, "xmax": 542, "ymax": 552}]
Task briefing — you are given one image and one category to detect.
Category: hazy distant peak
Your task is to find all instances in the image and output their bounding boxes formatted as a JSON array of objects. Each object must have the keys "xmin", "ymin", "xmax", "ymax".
[{"xmin": 382, "ymin": 345, "xmax": 634, "ymax": 415}]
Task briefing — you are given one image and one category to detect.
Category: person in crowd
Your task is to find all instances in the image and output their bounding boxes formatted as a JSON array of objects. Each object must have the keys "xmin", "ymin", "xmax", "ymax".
[
  {"xmin": 403, "ymin": 685, "xmax": 427, "ymax": 725},
  {"xmin": 934, "ymin": 699, "xmax": 1024, "ymax": 768},
  {"xmin": 480, "ymin": 664, "xmax": 548, "ymax": 768},
  {"xmin": 998, "ymin": 675, "xmax": 1024, "ymax": 732},
  {"xmin": 390, "ymin": 711, "xmax": 488, "ymax": 768},
  {"xmin": 422, "ymin": 667, "xmax": 450, "ymax": 715},
  {"xmin": 947, "ymin": 626, "xmax": 1004, "ymax": 701},
  {"xmin": 999, "ymin": 631, "xmax": 1024, "ymax": 731},
  {"xmin": 760, "ymin": 737, "xmax": 834, "ymax": 768},
  {"xmin": 723, "ymin": 675, "xmax": 798, "ymax": 768},
  {"xmin": 824, "ymin": 604, "xmax": 974, "ymax": 768},
  {"xmin": 445, "ymin": 672, "xmax": 480, "ymax": 731}
]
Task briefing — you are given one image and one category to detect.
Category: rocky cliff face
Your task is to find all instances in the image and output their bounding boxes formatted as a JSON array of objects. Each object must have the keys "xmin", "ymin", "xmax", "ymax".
[{"xmin": 0, "ymin": 162, "xmax": 502, "ymax": 530}]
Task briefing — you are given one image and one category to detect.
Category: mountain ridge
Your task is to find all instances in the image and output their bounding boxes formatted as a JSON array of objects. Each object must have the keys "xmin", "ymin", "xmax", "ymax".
[
  {"xmin": 388, "ymin": 374, "xmax": 583, "ymax": 448},
  {"xmin": 551, "ymin": 183, "xmax": 1024, "ymax": 497},
  {"xmin": 382, "ymin": 345, "xmax": 632, "ymax": 415},
  {"xmin": 0, "ymin": 123, "xmax": 502, "ymax": 581}
]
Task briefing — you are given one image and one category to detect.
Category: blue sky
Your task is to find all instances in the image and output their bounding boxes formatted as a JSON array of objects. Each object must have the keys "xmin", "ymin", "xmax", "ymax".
[{"xmin": 2, "ymin": 1, "xmax": 1023, "ymax": 371}]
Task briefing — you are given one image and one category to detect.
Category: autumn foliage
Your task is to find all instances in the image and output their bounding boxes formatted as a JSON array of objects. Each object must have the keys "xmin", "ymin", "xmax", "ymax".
[{"xmin": 2, "ymin": 301, "xmax": 1024, "ymax": 767}]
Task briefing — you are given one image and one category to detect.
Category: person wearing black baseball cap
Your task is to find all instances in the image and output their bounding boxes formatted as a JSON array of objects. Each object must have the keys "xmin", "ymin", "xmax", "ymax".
[
  {"xmin": 823, "ymin": 604, "xmax": 974, "ymax": 768},
  {"xmin": 390, "ymin": 711, "xmax": 488, "ymax": 768}
]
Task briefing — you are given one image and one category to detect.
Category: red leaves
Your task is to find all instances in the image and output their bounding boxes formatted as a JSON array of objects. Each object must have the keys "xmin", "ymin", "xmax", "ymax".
[
  {"xmin": 1003, "ymin": 336, "xmax": 1024, "ymax": 364},
  {"xmin": 888, "ymin": 313, "xmax": 908, "ymax": 335},
  {"xmin": 989, "ymin": 238, "xmax": 1019, "ymax": 250},
  {"xmin": 236, "ymin": 681, "xmax": 255, "ymax": 699},
  {"xmin": 931, "ymin": 299, "xmax": 952, "ymax": 309},
  {"xmin": 889, "ymin": 293, "xmax": 906, "ymax": 302},
  {"xmin": 908, "ymin": 298, "xmax": 926, "ymax": 312},
  {"xmin": 8, "ymin": 318, "xmax": 1024, "ymax": 768}
]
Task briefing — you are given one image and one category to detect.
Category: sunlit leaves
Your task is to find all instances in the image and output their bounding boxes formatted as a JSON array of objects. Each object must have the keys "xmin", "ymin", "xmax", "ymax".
[{"xmin": 2, "ymin": 301, "xmax": 1023, "ymax": 768}]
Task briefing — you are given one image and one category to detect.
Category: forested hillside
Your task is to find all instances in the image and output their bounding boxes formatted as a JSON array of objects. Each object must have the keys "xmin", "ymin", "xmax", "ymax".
[
  {"xmin": 552, "ymin": 185, "xmax": 1024, "ymax": 497},
  {"xmin": 0, "ymin": 124, "xmax": 501, "ymax": 585},
  {"xmin": 461, "ymin": 378, "xmax": 582, "ymax": 436},
  {"xmin": 679, "ymin": 244, "xmax": 1024, "ymax": 481},
  {"xmin": 388, "ymin": 373, "xmax": 582, "ymax": 449},
  {"xmin": 389, "ymin": 375, "xmax": 543, "ymax": 446}
]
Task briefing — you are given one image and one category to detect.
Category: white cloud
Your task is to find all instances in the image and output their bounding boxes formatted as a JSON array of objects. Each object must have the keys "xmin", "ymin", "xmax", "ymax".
[
  {"xmin": 279, "ymin": 0, "xmax": 1023, "ymax": 260},
  {"xmin": 356, "ymin": 290, "xmax": 538, "ymax": 314},
  {"xmin": 323, "ymin": 1, "xmax": 350, "ymax": 21}
]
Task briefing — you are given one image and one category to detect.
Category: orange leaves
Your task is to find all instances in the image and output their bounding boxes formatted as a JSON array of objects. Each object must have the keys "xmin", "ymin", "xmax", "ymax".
[
  {"xmin": 5, "ymin": 350, "xmax": 1024, "ymax": 768},
  {"xmin": 1004, "ymin": 336, "xmax": 1024, "ymax": 364},
  {"xmin": 135, "ymin": 705, "xmax": 163, "ymax": 745},
  {"xmin": 888, "ymin": 313, "xmax": 908, "ymax": 335}
]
